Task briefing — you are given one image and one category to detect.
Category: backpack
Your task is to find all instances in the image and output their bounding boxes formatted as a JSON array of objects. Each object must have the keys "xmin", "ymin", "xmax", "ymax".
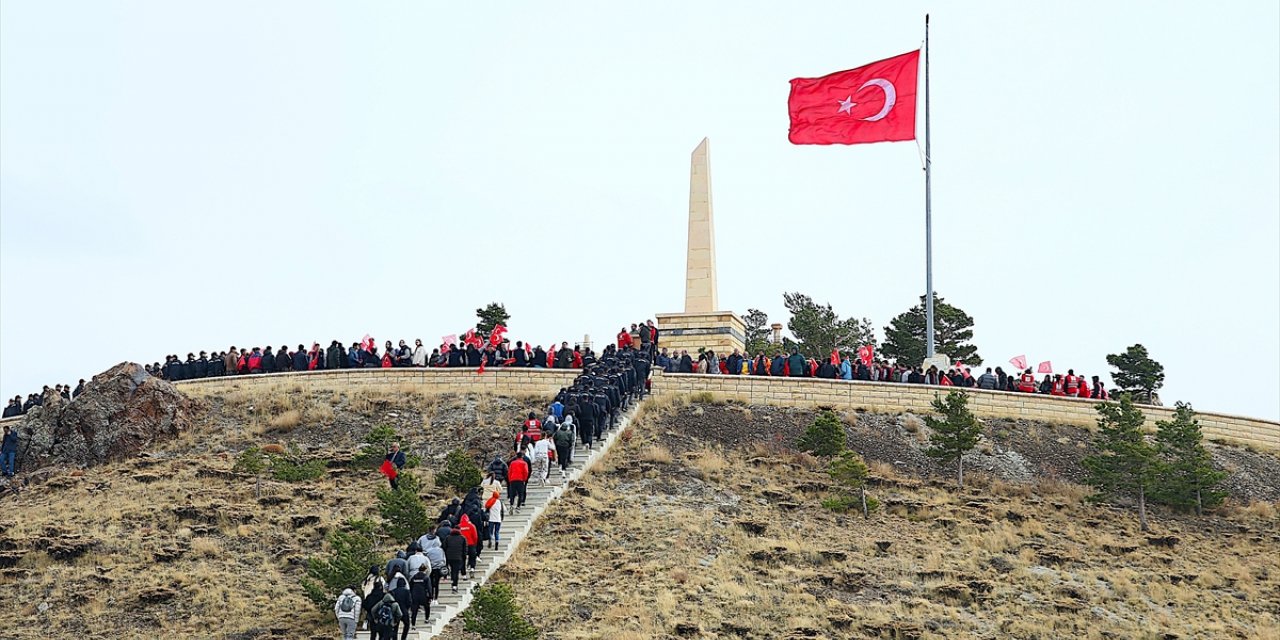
[
  {"xmin": 374, "ymin": 603, "xmax": 395, "ymax": 628},
  {"xmin": 339, "ymin": 595, "xmax": 356, "ymax": 613}
]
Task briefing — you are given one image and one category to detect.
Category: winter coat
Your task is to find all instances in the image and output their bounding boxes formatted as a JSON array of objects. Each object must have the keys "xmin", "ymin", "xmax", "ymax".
[
  {"xmin": 486, "ymin": 457, "xmax": 508, "ymax": 482},
  {"xmin": 443, "ymin": 531, "xmax": 468, "ymax": 563},
  {"xmin": 409, "ymin": 570, "xmax": 430, "ymax": 606},
  {"xmin": 334, "ymin": 588, "xmax": 361, "ymax": 621},
  {"xmin": 424, "ymin": 544, "xmax": 446, "ymax": 570},
  {"xmin": 292, "ymin": 351, "xmax": 309, "ymax": 371},
  {"xmin": 787, "ymin": 353, "xmax": 807, "ymax": 377},
  {"xmin": 458, "ymin": 515, "xmax": 479, "ymax": 547},
  {"xmin": 977, "ymin": 373, "xmax": 998, "ymax": 390},
  {"xmin": 487, "ymin": 497, "xmax": 504, "ymax": 524},
  {"xmin": 372, "ymin": 593, "xmax": 401, "ymax": 629},
  {"xmin": 1, "ymin": 430, "xmax": 18, "ymax": 454},
  {"xmin": 507, "ymin": 457, "xmax": 530, "ymax": 482},
  {"xmin": 326, "ymin": 345, "xmax": 341, "ymax": 369},
  {"xmin": 260, "ymin": 351, "xmax": 276, "ymax": 372},
  {"xmin": 407, "ymin": 552, "xmax": 428, "ymax": 577},
  {"xmin": 385, "ymin": 554, "xmax": 408, "ymax": 582}
]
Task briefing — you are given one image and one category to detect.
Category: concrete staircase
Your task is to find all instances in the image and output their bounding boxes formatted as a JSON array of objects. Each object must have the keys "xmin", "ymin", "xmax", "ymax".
[{"xmin": 356, "ymin": 406, "xmax": 636, "ymax": 639}]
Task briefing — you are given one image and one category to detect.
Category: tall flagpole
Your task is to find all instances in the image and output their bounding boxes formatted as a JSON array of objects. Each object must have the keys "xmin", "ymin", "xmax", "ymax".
[{"xmin": 924, "ymin": 14, "xmax": 935, "ymax": 359}]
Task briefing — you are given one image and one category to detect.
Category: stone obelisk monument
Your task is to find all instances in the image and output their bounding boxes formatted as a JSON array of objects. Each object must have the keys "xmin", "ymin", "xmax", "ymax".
[{"xmin": 656, "ymin": 138, "xmax": 746, "ymax": 357}]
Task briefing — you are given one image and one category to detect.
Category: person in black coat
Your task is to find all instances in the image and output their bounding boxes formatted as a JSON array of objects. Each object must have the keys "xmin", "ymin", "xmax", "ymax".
[
  {"xmin": 439, "ymin": 498, "xmax": 461, "ymax": 524},
  {"xmin": 408, "ymin": 566, "xmax": 430, "ymax": 630},
  {"xmin": 293, "ymin": 346, "xmax": 309, "ymax": 372},
  {"xmin": 261, "ymin": 347, "xmax": 276, "ymax": 374},
  {"xmin": 442, "ymin": 529, "xmax": 468, "ymax": 593},
  {"xmin": 531, "ymin": 346, "xmax": 547, "ymax": 368},
  {"xmin": 385, "ymin": 444, "xmax": 407, "ymax": 490},
  {"xmin": 390, "ymin": 575, "xmax": 413, "ymax": 640},
  {"xmin": 678, "ymin": 351, "xmax": 694, "ymax": 373}
]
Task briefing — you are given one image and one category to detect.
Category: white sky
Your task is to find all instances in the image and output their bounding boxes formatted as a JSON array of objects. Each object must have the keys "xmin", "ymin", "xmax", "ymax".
[{"xmin": 2, "ymin": 2, "xmax": 1277, "ymax": 420}]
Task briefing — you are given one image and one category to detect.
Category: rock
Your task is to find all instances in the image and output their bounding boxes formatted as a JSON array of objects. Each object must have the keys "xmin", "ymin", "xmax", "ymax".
[
  {"xmin": 17, "ymin": 363, "xmax": 195, "ymax": 472},
  {"xmin": 736, "ymin": 520, "xmax": 767, "ymax": 536},
  {"xmin": 674, "ymin": 622, "xmax": 700, "ymax": 636},
  {"xmin": 875, "ymin": 540, "xmax": 893, "ymax": 553},
  {"xmin": 1146, "ymin": 535, "xmax": 1179, "ymax": 548}
]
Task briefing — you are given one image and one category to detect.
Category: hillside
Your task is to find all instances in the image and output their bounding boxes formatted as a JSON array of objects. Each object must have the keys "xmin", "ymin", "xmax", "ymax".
[
  {"xmin": 452, "ymin": 398, "xmax": 1280, "ymax": 640},
  {"xmin": 0, "ymin": 383, "xmax": 541, "ymax": 640},
  {"xmin": 1, "ymin": 387, "xmax": 1277, "ymax": 639}
]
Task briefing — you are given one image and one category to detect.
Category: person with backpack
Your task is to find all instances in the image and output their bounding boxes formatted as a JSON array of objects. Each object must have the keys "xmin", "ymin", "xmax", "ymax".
[
  {"xmin": 390, "ymin": 575, "xmax": 413, "ymax": 639},
  {"xmin": 530, "ymin": 434, "xmax": 553, "ymax": 486},
  {"xmin": 333, "ymin": 587, "xmax": 362, "ymax": 640},
  {"xmin": 486, "ymin": 455, "xmax": 508, "ymax": 484},
  {"xmin": 361, "ymin": 567, "xmax": 386, "ymax": 633},
  {"xmin": 409, "ymin": 565, "xmax": 430, "ymax": 629},
  {"xmin": 370, "ymin": 592, "xmax": 401, "ymax": 640}
]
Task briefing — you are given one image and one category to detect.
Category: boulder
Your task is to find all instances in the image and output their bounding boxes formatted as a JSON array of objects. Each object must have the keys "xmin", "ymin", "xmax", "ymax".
[{"xmin": 18, "ymin": 362, "xmax": 195, "ymax": 471}]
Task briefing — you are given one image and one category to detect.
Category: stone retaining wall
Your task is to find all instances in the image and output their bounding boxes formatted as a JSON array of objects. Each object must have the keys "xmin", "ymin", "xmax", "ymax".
[
  {"xmin": 5, "ymin": 368, "xmax": 1275, "ymax": 451},
  {"xmin": 648, "ymin": 371, "xmax": 1280, "ymax": 452}
]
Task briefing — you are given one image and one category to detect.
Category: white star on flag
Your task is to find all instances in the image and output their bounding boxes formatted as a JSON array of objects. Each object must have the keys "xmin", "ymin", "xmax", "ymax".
[{"xmin": 837, "ymin": 95, "xmax": 856, "ymax": 114}]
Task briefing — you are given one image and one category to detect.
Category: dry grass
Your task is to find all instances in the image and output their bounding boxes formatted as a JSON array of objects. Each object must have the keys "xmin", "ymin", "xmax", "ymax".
[{"xmin": 638, "ymin": 444, "xmax": 674, "ymax": 464}]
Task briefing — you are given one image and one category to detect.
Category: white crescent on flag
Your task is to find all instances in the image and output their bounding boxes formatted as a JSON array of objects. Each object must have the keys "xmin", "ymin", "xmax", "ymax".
[{"xmin": 857, "ymin": 78, "xmax": 897, "ymax": 122}]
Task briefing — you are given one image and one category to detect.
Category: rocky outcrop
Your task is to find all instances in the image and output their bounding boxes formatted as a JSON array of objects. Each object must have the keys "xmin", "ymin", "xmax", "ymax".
[{"xmin": 17, "ymin": 362, "xmax": 195, "ymax": 471}]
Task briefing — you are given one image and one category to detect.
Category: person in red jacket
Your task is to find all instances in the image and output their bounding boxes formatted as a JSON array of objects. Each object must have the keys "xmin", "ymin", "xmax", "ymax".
[
  {"xmin": 1063, "ymin": 369, "xmax": 1080, "ymax": 396},
  {"xmin": 457, "ymin": 515, "xmax": 479, "ymax": 572},
  {"xmin": 572, "ymin": 348, "xmax": 583, "ymax": 369},
  {"xmin": 1017, "ymin": 369, "xmax": 1037, "ymax": 393},
  {"xmin": 506, "ymin": 453, "xmax": 530, "ymax": 511},
  {"xmin": 522, "ymin": 413, "xmax": 542, "ymax": 442},
  {"xmin": 1077, "ymin": 376, "xmax": 1091, "ymax": 399},
  {"xmin": 617, "ymin": 327, "xmax": 633, "ymax": 350},
  {"xmin": 1050, "ymin": 375, "xmax": 1067, "ymax": 396}
]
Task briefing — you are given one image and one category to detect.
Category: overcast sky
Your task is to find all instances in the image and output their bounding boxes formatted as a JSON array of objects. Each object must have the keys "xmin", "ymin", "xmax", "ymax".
[{"xmin": 2, "ymin": 2, "xmax": 1277, "ymax": 420}]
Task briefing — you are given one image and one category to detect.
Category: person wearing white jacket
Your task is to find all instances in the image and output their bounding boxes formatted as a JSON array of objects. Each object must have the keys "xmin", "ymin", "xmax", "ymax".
[
  {"xmin": 412, "ymin": 340, "xmax": 428, "ymax": 367},
  {"xmin": 486, "ymin": 494, "xmax": 504, "ymax": 550},
  {"xmin": 531, "ymin": 436, "xmax": 554, "ymax": 485},
  {"xmin": 334, "ymin": 587, "xmax": 362, "ymax": 640}
]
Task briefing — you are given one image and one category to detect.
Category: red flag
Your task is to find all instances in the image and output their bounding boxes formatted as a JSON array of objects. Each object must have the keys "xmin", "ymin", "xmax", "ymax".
[
  {"xmin": 830, "ymin": 349, "xmax": 840, "ymax": 365},
  {"xmin": 489, "ymin": 324, "xmax": 507, "ymax": 346},
  {"xmin": 477, "ymin": 359, "xmax": 486, "ymax": 375},
  {"xmin": 1009, "ymin": 355, "xmax": 1028, "ymax": 371},
  {"xmin": 1037, "ymin": 361, "xmax": 1053, "ymax": 374},
  {"xmin": 788, "ymin": 50, "xmax": 920, "ymax": 145},
  {"xmin": 857, "ymin": 345, "xmax": 874, "ymax": 367},
  {"xmin": 378, "ymin": 459, "xmax": 398, "ymax": 480},
  {"xmin": 363, "ymin": 335, "xmax": 375, "ymax": 352}
]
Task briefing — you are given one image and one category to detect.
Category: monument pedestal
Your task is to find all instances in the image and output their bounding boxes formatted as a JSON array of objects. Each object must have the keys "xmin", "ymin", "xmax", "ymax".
[{"xmin": 656, "ymin": 311, "xmax": 745, "ymax": 356}]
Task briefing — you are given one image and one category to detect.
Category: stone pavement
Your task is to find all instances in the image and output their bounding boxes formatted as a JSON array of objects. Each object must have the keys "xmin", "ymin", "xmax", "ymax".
[{"xmin": 356, "ymin": 406, "xmax": 637, "ymax": 639}]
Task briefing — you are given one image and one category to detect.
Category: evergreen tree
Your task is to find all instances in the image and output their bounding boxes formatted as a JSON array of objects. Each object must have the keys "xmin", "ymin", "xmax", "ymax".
[
  {"xmin": 1153, "ymin": 402, "xmax": 1227, "ymax": 515},
  {"xmin": 797, "ymin": 410, "xmax": 847, "ymax": 458},
  {"xmin": 782, "ymin": 292, "xmax": 875, "ymax": 358},
  {"xmin": 924, "ymin": 390, "xmax": 983, "ymax": 487},
  {"xmin": 882, "ymin": 294, "xmax": 981, "ymax": 366},
  {"xmin": 829, "ymin": 450, "xmax": 871, "ymax": 518},
  {"xmin": 1105, "ymin": 344, "xmax": 1165, "ymax": 403},
  {"xmin": 462, "ymin": 583, "xmax": 539, "ymax": 640},
  {"xmin": 376, "ymin": 472, "xmax": 432, "ymax": 541},
  {"xmin": 436, "ymin": 448, "xmax": 483, "ymax": 495},
  {"xmin": 743, "ymin": 308, "xmax": 772, "ymax": 355},
  {"xmin": 300, "ymin": 518, "xmax": 382, "ymax": 608},
  {"xmin": 476, "ymin": 302, "xmax": 511, "ymax": 335},
  {"xmin": 1083, "ymin": 395, "xmax": 1160, "ymax": 531},
  {"xmin": 233, "ymin": 446, "xmax": 269, "ymax": 499}
]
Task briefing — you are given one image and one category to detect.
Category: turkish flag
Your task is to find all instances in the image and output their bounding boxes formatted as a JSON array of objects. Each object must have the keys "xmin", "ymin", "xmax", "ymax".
[
  {"xmin": 378, "ymin": 460, "xmax": 398, "ymax": 480},
  {"xmin": 857, "ymin": 345, "xmax": 874, "ymax": 367},
  {"xmin": 1009, "ymin": 355, "xmax": 1028, "ymax": 371},
  {"xmin": 1037, "ymin": 361, "xmax": 1053, "ymax": 374},
  {"xmin": 788, "ymin": 50, "xmax": 920, "ymax": 145}
]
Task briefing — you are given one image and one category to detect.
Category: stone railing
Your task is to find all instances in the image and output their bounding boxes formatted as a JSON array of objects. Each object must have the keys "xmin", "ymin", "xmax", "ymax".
[{"xmin": 648, "ymin": 371, "xmax": 1280, "ymax": 452}]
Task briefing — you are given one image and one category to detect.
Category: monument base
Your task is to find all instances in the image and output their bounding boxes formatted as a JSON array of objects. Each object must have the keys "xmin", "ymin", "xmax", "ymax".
[{"xmin": 655, "ymin": 311, "xmax": 746, "ymax": 356}]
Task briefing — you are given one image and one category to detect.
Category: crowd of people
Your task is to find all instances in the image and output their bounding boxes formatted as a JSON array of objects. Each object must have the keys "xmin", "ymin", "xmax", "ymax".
[
  {"xmin": 337, "ymin": 344, "xmax": 649, "ymax": 639},
  {"xmin": 3, "ymin": 381, "xmax": 84, "ymax": 418},
  {"xmin": 654, "ymin": 347, "xmax": 1110, "ymax": 399}
]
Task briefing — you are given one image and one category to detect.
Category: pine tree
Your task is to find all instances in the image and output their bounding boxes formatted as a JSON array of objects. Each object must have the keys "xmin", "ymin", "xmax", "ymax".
[
  {"xmin": 924, "ymin": 390, "xmax": 983, "ymax": 487},
  {"xmin": 300, "ymin": 518, "xmax": 382, "ymax": 608},
  {"xmin": 463, "ymin": 583, "xmax": 539, "ymax": 640},
  {"xmin": 797, "ymin": 411, "xmax": 847, "ymax": 458},
  {"xmin": 829, "ymin": 450, "xmax": 871, "ymax": 518},
  {"xmin": 1153, "ymin": 402, "xmax": 1227, "ymax": 515},
  {"xmin": 1105, "ymin": 344, "xmax": 1165, "ymax": 404},
  {"xmin": 376, "ymin": 472, "xmax": 432, "ymax": 541},
  {"xmin": 436, "ymin": 448, "xmax": 483, "ymax": 495},
  {"xmin": 743, "ymin": 308, "xmax": 772, "ymax": 355},
  {"xmin": 782, "ymin": 292, "xmax": 875, "ymax": 358},
  {"xmin": 1083, "ymin": 395, "xmax": 1160, "ymax": 531},
  {"xmin": 475, "ymin": 302, "xmax": 511, "ymax": 335},
  {"xmin": 882, "ymin": 293, "xmax": 981, "ymax": 366}
]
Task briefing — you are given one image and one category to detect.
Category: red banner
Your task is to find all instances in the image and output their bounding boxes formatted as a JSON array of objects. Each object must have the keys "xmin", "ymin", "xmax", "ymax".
[{"xmin": 378, "ymin": 459, "xmax": 398, "ymax": 480}]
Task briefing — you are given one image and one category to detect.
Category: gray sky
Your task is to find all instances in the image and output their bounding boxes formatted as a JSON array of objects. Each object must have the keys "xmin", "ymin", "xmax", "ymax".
[{"xmin": 2, "ymin": 2, "xmax": 1277, "ymax": 420}]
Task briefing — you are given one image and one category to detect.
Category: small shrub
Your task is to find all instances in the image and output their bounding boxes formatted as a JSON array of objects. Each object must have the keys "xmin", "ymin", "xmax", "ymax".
[
  {"xmin": 351, "ymin": 424, "xmax": 418, "ymax": 469},
  {"xmin": 797, "ymin": 411, "xmax": 846, "ymax": 458},
  {"xmin": 268, "ymin": 409, "xmax": 302, "ymax": 432},
  {"xmin": 436, "ymin": 448, "xmax": 483, "ymax": 495},
  {"xmin": 272, "ymin": 457, "xmax": 326, "ymax": 482},
  {"xmin": 301, "ymin": 518, "xmax": 381, "ymax": 609},
  {"xmin": 689, "ymin": 391, "xmax": 723, "ymax": 405},
  {"xmin": 462, "ymin": 582, "xmax": 539, "ymax": 640},
  {"xmin": 639, "ymin": 444, "xmax": 674, "ymax": 464}
]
